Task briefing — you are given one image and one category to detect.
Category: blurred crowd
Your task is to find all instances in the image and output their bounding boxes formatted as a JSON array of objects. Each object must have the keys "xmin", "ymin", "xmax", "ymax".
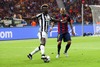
[
  {"xmin": 0, "ymin": 0, "xmax": 57, "ymax": 19},
  {"xmin": 0, "ymin": 0, "xmax": 100, "ymax": 27},
  {"xmin": 0, "ymin": 0, "xmax": 58, "ymax": 27},
  {"xmin": 63, "ymin": 0, "xmax": 100, "ymax": 24}
]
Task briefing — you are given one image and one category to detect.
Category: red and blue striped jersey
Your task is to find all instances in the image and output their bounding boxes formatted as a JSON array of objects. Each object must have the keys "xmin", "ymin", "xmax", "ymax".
[{"xmin": 56, "ymin": 14, "xmax": 71, "ymax": 34}]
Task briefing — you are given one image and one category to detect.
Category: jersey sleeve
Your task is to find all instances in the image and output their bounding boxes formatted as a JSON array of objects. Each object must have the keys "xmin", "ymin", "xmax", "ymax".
[
  {"xmin": 36, "ymin": 13, "xmax": 42, "ymax": 18},
  {"xmin": 50, "ymin": 17, "xmax": 55, "ymax": 21}
]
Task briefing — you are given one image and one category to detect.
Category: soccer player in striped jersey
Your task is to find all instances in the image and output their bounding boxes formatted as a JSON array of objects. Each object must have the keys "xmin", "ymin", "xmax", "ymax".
[
  {"xmin": 56, "ymin": 8, "xmax": 75, "ymax": 58},
  {"xmin": 27, "ymin": 4, "xmax": 61, "ymax": 62}
]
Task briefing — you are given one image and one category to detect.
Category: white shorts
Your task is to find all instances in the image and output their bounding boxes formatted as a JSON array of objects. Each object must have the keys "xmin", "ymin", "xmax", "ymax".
[{"xmin": 38, "ymin": 32, "xmax": 48, "ymax": 40}]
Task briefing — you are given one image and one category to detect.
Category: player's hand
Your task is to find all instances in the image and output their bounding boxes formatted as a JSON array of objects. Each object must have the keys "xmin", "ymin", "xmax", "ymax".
[
  {"xmin": 49, "ymin": 28, "xmax": 53, "ymax": 32},
  {"xmin": 72, "ymin": 30, "xmax": 75, "ymax": 36}
]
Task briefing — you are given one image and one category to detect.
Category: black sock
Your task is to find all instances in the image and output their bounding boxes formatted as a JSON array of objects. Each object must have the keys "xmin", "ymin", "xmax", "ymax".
[
  {"xmin": 41, "ymin": 54, "xmax": 45, "ymax": 56},
  {"xmin": 64, "ymin": 44, "xmax": 71, "ymax": 53},
  {"xmin": 57, "ymin": 43, "xmax": 61, "ymax": 55}
]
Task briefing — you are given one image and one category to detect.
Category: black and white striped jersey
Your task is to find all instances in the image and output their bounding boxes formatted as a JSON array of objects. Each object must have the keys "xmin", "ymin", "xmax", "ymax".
[{"xmin": 36, "ymin": 13, "xmax": 52, "ymax": 32}]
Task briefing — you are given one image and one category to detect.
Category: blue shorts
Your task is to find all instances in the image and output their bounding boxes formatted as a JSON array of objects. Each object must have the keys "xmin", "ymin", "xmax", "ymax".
[{"xmin": 57, "ymin": 32, "xmax": 71, "ymax": 42}]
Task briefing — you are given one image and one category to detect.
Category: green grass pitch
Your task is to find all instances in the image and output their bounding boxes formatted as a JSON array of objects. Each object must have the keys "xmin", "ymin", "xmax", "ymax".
[{"xmin": 0, "ymin": 36, "xmax": 100, "ymax": 67}]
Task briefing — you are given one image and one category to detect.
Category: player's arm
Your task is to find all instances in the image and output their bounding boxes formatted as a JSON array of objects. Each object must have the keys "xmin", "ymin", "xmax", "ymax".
[
  {"xmin": 23, "ymin": 13, "xmax": 42, "ymax": 20},
  {"xmin": 31, "ymin": 16, "xmax": 37, "ymax": 19},
  {"xmin": 51, "ymin": 14, "xmax": 67, "ymax": 23},
  {"xmin": 49, "ymin": 17, "xmax": 60, "ymax": 32},
  {"xmin": 49, "ymin": 22, "xmax": 54, "ymax": 32},
  {"xmin": 68, "ymin": 17, "xmax": 75, "ymax": 36},
  {"xmin": 60, "ymin": 14, "xmax": 68, "ymax": 23},
  {"xmin": 22, "ymin": 16, "xmax": 37, "ymax": 20},
  {"xmin": 51, "ymin": 17, "xmax": 62, "ymax": 22},
  {"xmin": 31, "ymin": 13, "xmax": 42, "ymax": 20}
]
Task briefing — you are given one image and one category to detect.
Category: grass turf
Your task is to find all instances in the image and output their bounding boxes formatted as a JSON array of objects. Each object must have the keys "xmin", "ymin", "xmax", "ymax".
[{"xmin": 0, "ymin": 36, "xmax": 100, "ymax": 67}]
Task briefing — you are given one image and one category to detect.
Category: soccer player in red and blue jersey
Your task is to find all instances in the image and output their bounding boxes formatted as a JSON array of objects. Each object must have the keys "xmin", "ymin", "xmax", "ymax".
[{"xmin": 56, "ymin": 8, "xmax": 75, "ymax": 58}]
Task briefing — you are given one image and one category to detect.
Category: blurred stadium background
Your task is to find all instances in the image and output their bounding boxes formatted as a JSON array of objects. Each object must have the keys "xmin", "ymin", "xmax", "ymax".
[
  {"xmin": 0, "ymin": 0, "xmax": 99, "ymax": 26},
  {"xmin": 0, "ymin": 0, "xmax": 100, "ymax": 67},
  {"xmin": 0, "ymin": 0, "xmax": 100, "ymax": 40}
]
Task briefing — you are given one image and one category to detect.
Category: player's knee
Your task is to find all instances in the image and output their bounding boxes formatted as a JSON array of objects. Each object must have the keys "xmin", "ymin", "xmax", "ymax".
[
  {"xmin": 58, "ymin": 41, "xmax": 62, "ymax": 45},
  {"xmin": 41, "ymin": 41, "xmax": 45, "ymax": 45},
  {"xmin": 40, "ymin": 43, "xmax": 45, "ymax": 46},
  {"xmin": 67, "ymin": 41, "xmax": 71, "ymax": 45},
  {"xmin": 41, "ymin": 38, "xmax": 46, "ymax": 44}
]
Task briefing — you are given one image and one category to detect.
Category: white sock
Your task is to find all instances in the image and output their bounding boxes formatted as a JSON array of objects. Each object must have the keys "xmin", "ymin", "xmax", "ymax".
[
  {"xmin": 40, "ymin": 45, "xmax": 45, "ymax": 55},
  {"xmin": 30, "ymin": 47, "xmax": 39, "ymax": 55}
]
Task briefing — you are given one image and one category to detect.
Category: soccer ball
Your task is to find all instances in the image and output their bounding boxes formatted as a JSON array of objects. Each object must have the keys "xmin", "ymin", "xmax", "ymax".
[
  {"xmin": 46, "ymin": 56, "xmax": 50, "ymax": 61},
  {"xmin": 44, "ymin": 56, "xmax": 50, "ymax": 63}
]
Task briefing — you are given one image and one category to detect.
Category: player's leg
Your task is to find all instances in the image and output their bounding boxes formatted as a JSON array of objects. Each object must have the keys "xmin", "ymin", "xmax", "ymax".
[
  {"xmin": 40, "ymin": 38, "xmax": 46, "ymax": 57},
  {"xmin": 56, "ymin": 34, "xmax": 62, "ymax": 58},
  {"xmin": 27, "ymin": 32, "xmax": 45, "ymax": 60},
  {"xmin": 27, "ymin": 46, "xmax": 40, "ymax": 60},
  {"xmin": 64, "ymin": 32, "xmax": 71, "ymax": 57},
  {"xmin": 56, "ymin": 41, "xmax": 62, "ymax": 58},
  {"xmin": 64, "ymin": 41, "xmax": 71, "ymax": 57},
  {"xmin": 39, "ymin": 32, "xmax": 48, "ymax": 60},
  {"xmin": 27, "ymin": 36, "xmax": 41, "ymax": 60}
]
